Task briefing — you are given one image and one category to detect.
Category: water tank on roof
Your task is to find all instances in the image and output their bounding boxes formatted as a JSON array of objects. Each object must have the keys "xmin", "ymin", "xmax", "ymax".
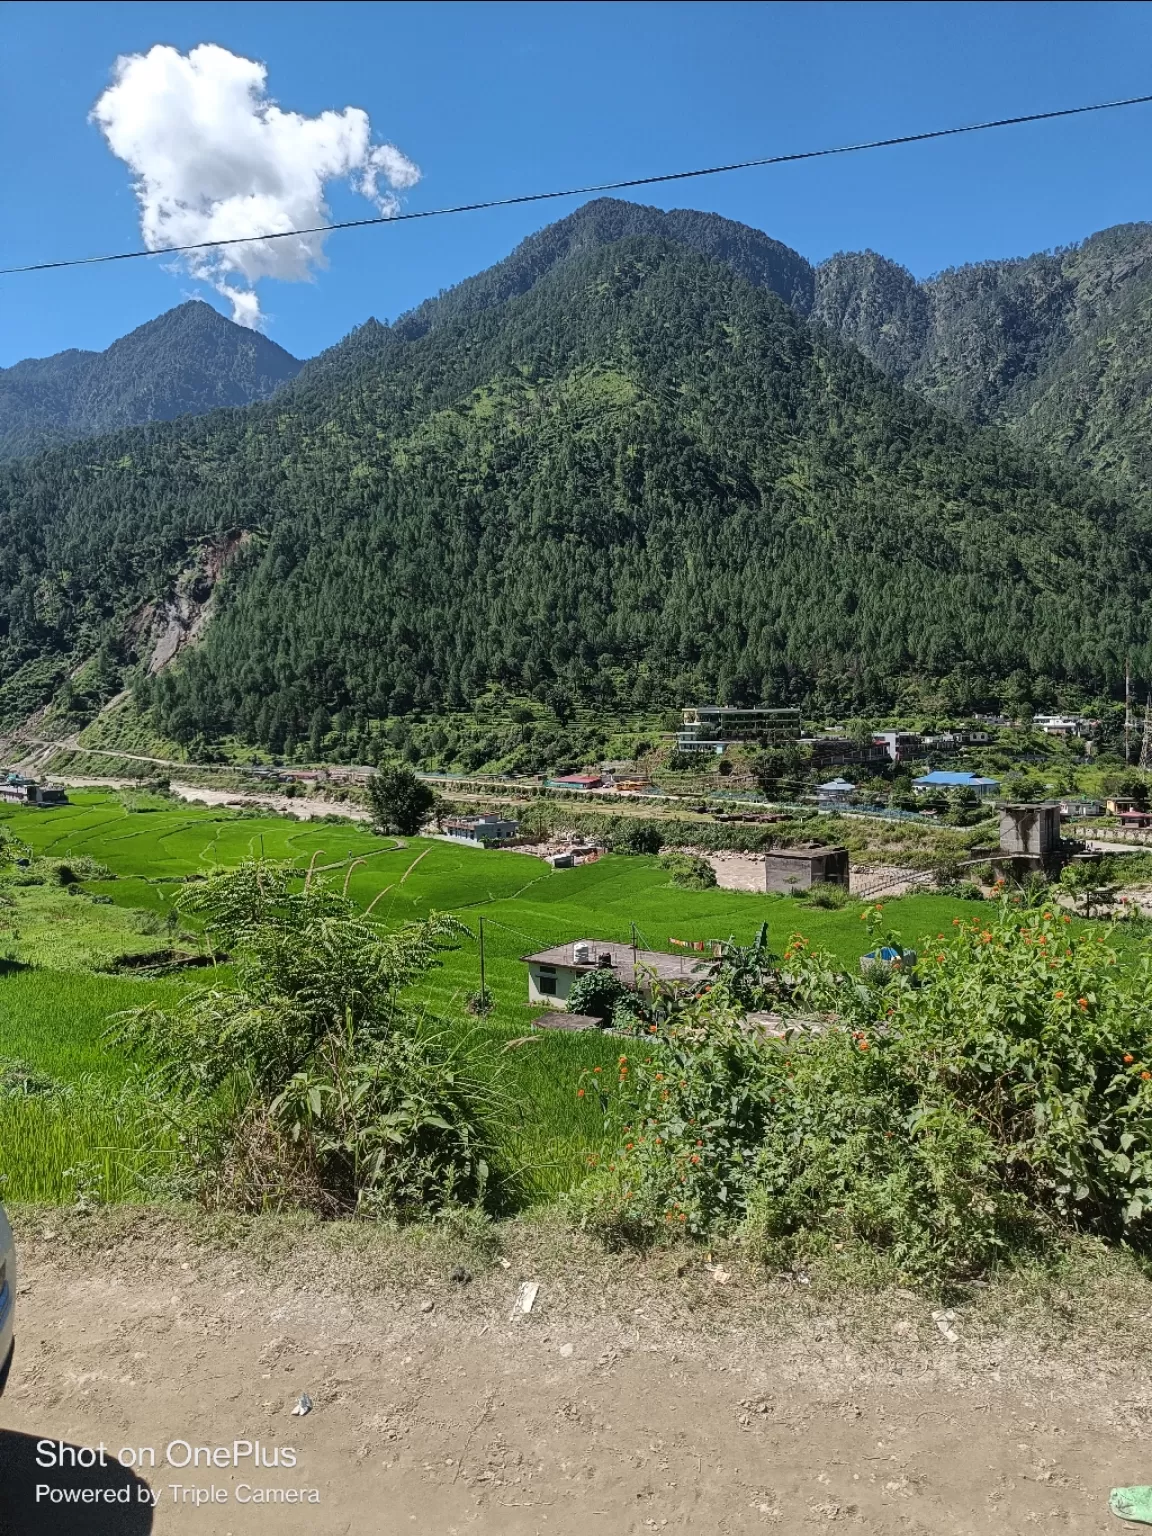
[{"xmin": 573, "ymin": 941, "xmax": 593, "ymax": 965}]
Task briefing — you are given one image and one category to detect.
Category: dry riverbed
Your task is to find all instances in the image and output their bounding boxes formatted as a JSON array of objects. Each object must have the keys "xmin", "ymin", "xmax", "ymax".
[{"xmin": 1, "ymin": 1208, "xmax": 1149, "ymax": 1534}]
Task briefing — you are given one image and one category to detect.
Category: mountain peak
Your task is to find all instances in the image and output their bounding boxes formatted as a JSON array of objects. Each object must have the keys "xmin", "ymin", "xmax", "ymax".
[
  {"xmin": 390, "ymin": 195, "xmax": 815, "ymax": 342},
  {"xmin": 0, "ymin": 300, "xmax": 303, "ymax": 458}
]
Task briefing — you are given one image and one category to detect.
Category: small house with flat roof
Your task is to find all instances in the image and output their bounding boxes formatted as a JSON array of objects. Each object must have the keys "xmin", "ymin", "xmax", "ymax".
[
  {"xmin": 912, "ymin": 770, "xmax": 1000, "ymax": 800},
  {"xmin": 520, "ymin": 939, "xmax": 714, "ymax": 1011}
]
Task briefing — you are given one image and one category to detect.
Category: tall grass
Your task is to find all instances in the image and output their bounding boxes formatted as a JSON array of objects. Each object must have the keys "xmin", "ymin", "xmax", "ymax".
[{"xmin": 0, "ymin": 1085, "xmax": 173, "ymax": 1203}]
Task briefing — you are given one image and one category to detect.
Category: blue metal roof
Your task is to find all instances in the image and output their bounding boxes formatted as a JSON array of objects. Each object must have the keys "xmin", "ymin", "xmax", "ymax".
[{"xmin": 913, "ymin": 770, "xmax": 999, "ymax": 787}]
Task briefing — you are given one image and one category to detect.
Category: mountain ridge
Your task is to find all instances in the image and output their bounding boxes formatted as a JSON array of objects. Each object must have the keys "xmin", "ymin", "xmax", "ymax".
[
  {"xmin": 1, "ymin": 233, "xmax": 1147, "ymax": 751},
  {"xmin": 0, "ymin": 301, "xmax": 303, "ymax": 459}
]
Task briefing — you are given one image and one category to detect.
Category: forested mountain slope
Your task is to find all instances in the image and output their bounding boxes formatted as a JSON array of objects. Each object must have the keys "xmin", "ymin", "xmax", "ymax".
[
  {"xmin": 813, "ymin": 223, "xmax": 1152, "ymax": 500},
  {"xmin": 389, "ymin": 196, "xmax": 816, "ymax": 340},
  {"xmin": 2, "ymin": 235, "xmax": 1149, "ymax": 747},
  {"xmin": 0, "ymin": 301, "xmax": 302, "ymax": 459}
]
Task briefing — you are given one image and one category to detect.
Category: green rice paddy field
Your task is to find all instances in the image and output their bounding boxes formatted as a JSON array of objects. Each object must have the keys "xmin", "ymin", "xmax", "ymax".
[{"xmin": 1, "ymin": 791, "xmax": 1133, "ymax": 1206}]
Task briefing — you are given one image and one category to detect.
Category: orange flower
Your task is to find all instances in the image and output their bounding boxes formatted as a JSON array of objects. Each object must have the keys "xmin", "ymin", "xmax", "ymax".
[
  {"xmin": 593, "ymin": 1066, "xmax": 601, "ymax": 1074},
  {"xmin": 1055, "ymin": 991, "xmax": 1065, "ymax": 999},
  {"xmin": 1043, "ymin": 911, "xmax": 1052, "ymax": 920},
  {"xmin": 1078, "ymin": 997, "xmax": 1088, "ymax": 1010},
  {"xmin": 576, "ymin": 1088, "xmax": 585, "ymax": 1098},
  {"xmin": 1062, "ymin": 914, "xmax": 1071, "ymax": 924},
  {"xmin": 937, "ymin": 954, "xmax": 945, "ymax": 962},
  {"xmin": 648, "ymin": 1024, "xmax": 657, "ymax": 1033},
  {"xmin": 691, "ymin": 1154, "xmax": 700, "ymax": 1164},
  {"xmin": 1124, "ymin": 1054, "xmax": 1134, "ymax": 1064},
  {"xmin": 1143, "ymin": 1072, "xmax": 1151, "ymax": 1082},
  {"xmin": 858, "ymin": 1040, "xmax": 870, "ymax": 1051}
]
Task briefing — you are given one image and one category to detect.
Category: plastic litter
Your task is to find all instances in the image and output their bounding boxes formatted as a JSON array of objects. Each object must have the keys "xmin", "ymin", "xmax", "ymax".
[
  {"xmin": 290, "ymin": 1393, "xmax": 313, "ymax": 1417},
  {"xmin": 1111, "ymin": 1486, "xmax": 1152, "ymax": 1524},
  {"xmin": 511, "ymin": 1280, "xmax": 540, "ymax": 1317},
  {"xmin": 931, "ymin": 1308, "xmax": 959, "ymax": 1344}
]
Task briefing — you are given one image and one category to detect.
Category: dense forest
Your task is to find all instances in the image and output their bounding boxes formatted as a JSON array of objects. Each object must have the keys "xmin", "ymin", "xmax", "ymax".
[
  {"xmin": 814, "ymin": 222, "xmax": 1152, "ymax": 504},
  {"xmin": 3, "ymin": 226, "xmax": 1152, "ymax": 752},
  {"xmin": 0, "ymin": 301, "xmax": 301, "ymax": 459}
]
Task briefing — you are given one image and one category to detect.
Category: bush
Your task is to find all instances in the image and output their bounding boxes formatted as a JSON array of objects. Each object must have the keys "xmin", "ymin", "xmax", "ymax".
[
  {"xmin": 610, "ymin": 821, "xmax": 664, "ymax": 856},
  {"xmin": 658, "ymin": 852, "xmax": 717, "ymax": 890},
  {"xmin": 802, "ymin": 881, "xmax": 848, "ymax": 909},
  {"xmin": 575, "ymin": 904, "xmax": 1152, "ymax": 1282},
  {"xmin": 110, "ymin": 860, "xmax": 503, "ymax": 1218},
  {"xmin": 567, "ymin": 968, "xmax": 630, "ymax": 1023}
]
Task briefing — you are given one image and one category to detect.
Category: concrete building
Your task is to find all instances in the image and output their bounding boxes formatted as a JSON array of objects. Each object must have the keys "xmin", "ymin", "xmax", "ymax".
[
  {"xmin": 678, "ymin": 705, "xmax": 802, "ymax": 752},
  {"xmin": 1107, "ymin": 796, "xmax": 1139, "ymax": 815},
  {"xmin": 816, "ymin": 777, "xmax": 855, "ymax": 804},
  {"xmin": 763, "ymin": 844, "xmax": 850, "ymax": 894},
  {"xmin": 545, "ymin": 773, "xmax": 603, "ymax": 790},
  {"xmin": 1033, "ymin": 715, "xmax": 1097, "ymax": 738},
  {"xmin": 1059, "ymin": 797, "xmax": 1102, "ymax": 819},
  {"xmin": 991, "ymin": 803, "xmax": 1075, "ymax": 881},
  {"xmin": 872, "ymin": 731, "xmax": 922, "ymax": 762},
  {"xmin": 804, "ymin": 737, "xmax": 890, "ymax": 770},
  {"xmin": 912, "ymin": 770, "xmax": 1000, "ymax": 800},
  {"xmin": 521, "ymin": 939, "xmax": 714, "ymax": 1011},
  {"xmin": 0, "ymin": 776, "xmax": 68, "ymax": 808},
  {"xmin": 440, "ymin": 814, "xmax": 519, "ymax": 846}
]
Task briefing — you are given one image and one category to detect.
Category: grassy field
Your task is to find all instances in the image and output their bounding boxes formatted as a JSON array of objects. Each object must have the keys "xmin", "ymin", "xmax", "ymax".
[{"xmin": 1, "ymin": 790, "xmax": 1137, "ymax": 1205}]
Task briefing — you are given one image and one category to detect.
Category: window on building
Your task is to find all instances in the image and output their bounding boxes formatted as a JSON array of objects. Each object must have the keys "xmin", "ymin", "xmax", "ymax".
[{"xmin": 538, "ymin": 968, "xmax": 557, "ymax": 997}]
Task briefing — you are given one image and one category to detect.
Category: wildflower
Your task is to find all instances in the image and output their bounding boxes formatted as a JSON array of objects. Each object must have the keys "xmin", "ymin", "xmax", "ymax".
[
  {"xmin": 1078, "ymin": 997, "xmax": 1088, "ymax": 1010},
  {"xmin": 691, "ymin": 1154, "xmax": 700, "ymax": 1164},
  {"xmin": 1043, "ymin": 911, "xmax": 1052, "ymax": 920},
  {"xmin": 655, "ymin": 1073, "xmax": 664, "ymax": 1081},
  {"xmin": 619, "ymin": 1055, "xmax": 628, "ymax": 1064},
  {"xmin": 1062, "ymin": 914, "xmax": 1071, "ymax": 924},
  {"xmin": 679, "ymin": 1213, "xmax": 687, "ymax": 1222},
  {"xmin": 937, "ymin": 954, "xmax": 945, "ymax": 962},
  {"xmin": 952, "ymin": 918, "xmax": 961, "ymax": 926},
  {"xmin": 696, "ymin": 1139, "xmax": 703, "ymax": 1146},
  {"xmin": 648, "ymin": 1024, "xmax": 657, "ymax": 1033},
  {"xmin": 858, "ymin": 1039, "xmax": 870, "ymax": 1051},
  {"xmin": 1143, "ymin": 1072, "xmax": 1151, "ymax": 1082},
  {"xmin": 1055, "ymin": 991, "xmax": 1064, "ymax": 999},
  {"xmin": 576, "ymin": 1088, "xmax": 585, "ymax": 1098},
  {"xmin": 593, "ymin": 1066, "xmax": 601, "ymax": 1074},
  {"xmin": 1124, "ymin": 1053, "xmax": 1134, "ymax": 1064},
  {"xmin": 625, "ymin": 1142, "xmax": 634, "ymax": 1150}
]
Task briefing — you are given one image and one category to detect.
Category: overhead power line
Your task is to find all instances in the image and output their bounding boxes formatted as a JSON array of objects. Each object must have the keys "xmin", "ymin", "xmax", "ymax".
[{"xmin": 3, "ymin": 91, "xmax": 1151, "ymax": 278}]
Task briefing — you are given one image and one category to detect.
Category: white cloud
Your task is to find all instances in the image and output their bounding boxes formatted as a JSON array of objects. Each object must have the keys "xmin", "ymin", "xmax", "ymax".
[{"xmin": 91, "ymin": 44, "xmax": 420, "ymax": 327}]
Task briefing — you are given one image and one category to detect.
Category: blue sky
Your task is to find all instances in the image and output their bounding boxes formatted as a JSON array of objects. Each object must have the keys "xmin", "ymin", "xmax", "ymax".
[{"xmin": 2, "ymin": 0, "xmax": 1151, "ymax": 365}]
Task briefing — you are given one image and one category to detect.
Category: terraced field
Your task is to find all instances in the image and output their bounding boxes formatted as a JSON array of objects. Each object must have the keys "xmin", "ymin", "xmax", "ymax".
[{"xmin": 0, "ymin": 790, "xmax": 1052, "ymax": 1203}]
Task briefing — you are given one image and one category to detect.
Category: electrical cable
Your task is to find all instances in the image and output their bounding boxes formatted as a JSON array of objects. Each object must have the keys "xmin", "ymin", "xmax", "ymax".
[{"xmin": 2, "ymin": 91, "xmax": 1151, "ymax": 277}]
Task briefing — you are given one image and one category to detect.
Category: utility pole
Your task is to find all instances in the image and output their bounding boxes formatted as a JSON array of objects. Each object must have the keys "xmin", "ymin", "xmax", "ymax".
[
  {"xmin": 478, "ymin": 915, "xmax": 486, "ymax": 1001},
  {"xmin": 1125, "ymin": 657, "xmax": 1134, "ymax": 765},
  {"xmin": 1140, "ymin": 696, "xmax": 1152, "ymax": 776}
]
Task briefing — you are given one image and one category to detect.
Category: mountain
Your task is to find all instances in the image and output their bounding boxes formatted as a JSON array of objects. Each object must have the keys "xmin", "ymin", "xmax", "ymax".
[
  {"xmin": 3, "ymin": 217, "xmax": 1150, "ymax": 752},
  {"xmin": 390, "ymin": 196, "xmax": 816, "ymax": 339},
  {"xmin": 0, "ymin": 301, "xmax": 303, "ymax": 459},
  {"xmin": 812, "ymin": 224, "xmax": 1152, "ymax": 502}
]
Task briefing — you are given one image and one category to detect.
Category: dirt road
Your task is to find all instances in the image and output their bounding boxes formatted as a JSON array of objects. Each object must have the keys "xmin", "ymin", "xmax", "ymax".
[{"xmin": 0, "ymin": 1210, "xmax": 1147, "ymax": 1534}]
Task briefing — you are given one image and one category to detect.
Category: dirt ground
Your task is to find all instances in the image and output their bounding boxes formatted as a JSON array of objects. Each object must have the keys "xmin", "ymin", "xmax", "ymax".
[{"xmin": 1, "ymin": 1211, "xmax": 1149, "ymax": 1535}]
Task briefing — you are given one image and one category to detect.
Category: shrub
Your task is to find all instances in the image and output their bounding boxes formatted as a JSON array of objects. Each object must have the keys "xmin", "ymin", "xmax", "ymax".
[
  {"xmin": 110, "ymin": 860, "xmax": 503, "ymax": 1218},
  {"xmin": 658, "ymin": 852, "xmax": 717, "ymax": 890},
  {"xmin": 802, "ymin": 881, "xmax": 848, "ymax": 909},
  {"xmin": 567, "ymin": 967, "xmax": 630, "ymax": 1023},
  {"xmin": 610, "ymin": 821, "xmax": 664, "ymax": 856},
  {"xmin": 575, "ymin": 904, "xmax": 1152, "ymax": 1281}
]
